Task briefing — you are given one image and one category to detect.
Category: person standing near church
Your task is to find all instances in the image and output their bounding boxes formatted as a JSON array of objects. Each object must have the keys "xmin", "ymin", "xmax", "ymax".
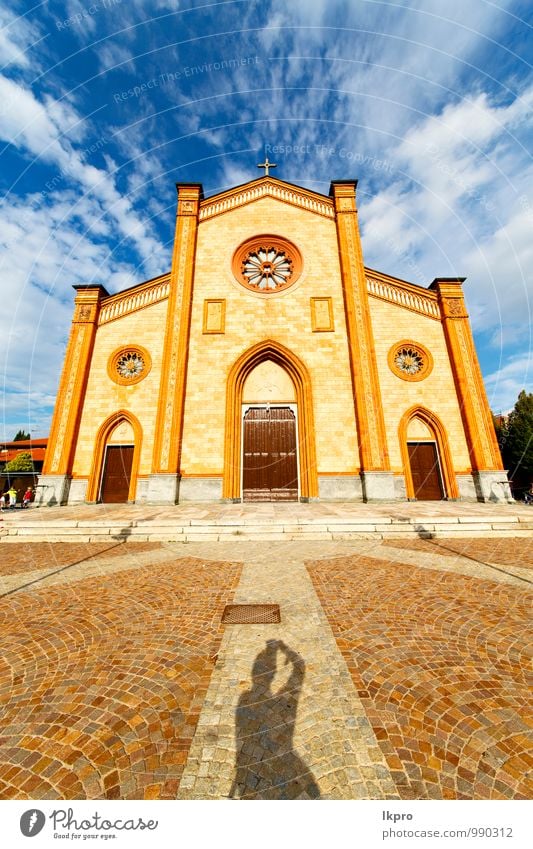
[{"xmin": 7, "ymin": 486, "xmax": 17, "ymax": 508}]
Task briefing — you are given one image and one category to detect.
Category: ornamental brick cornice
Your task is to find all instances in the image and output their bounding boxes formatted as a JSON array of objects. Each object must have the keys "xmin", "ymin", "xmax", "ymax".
[
  {"xmin": 198, "ymin": 176, "xmax": 335, "ymax": 221},
  {"xmin": 98, "ymin": 273, "xmax": 171, "ymax": 326},
  {"xmin": 365, "ymin": 268, "xmax": 440, "ymax": 320}
]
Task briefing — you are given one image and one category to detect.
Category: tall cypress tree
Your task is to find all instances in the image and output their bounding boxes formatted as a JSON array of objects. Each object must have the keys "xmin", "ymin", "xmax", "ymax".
[{"xmin": 502, "ymin": 391, "xmax": 533, "ymax": 492}]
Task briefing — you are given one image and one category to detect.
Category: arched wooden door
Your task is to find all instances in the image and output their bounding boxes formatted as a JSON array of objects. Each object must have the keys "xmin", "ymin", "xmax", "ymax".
[
  {"xmin": 223, "ymin": 341, "xmax": 318, "ymax": 502},
  {"xmin": 100, "ymin": 445, "xmax": 134, "ymax": 503},
  {"xmin": 400, "ymin": 408, "xmax": 458, "ymax": 501},
  {"xmin": 242, "ymin": 406, "xmax": 298, "ymax": 501},
  {"xmin": 407, "ymin": 442, "xmax": 444, "ymax": 500}
]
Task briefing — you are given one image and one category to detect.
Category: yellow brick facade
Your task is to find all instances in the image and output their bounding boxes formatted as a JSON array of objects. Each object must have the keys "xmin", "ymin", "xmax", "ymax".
[
  {"xmin": 180, "ymin": 196, "xmax": 359, "ymax": 480},
  {"xmin": 369, "ymin": 297, "xmax": 471, "ymax": 473},
  {"xmin": 71, "ymin": 300, "xmax": 167, "ymax": 482},
  {"xmin": 40, "ymin": 175, "xmax": 509, "ymax": 506}
]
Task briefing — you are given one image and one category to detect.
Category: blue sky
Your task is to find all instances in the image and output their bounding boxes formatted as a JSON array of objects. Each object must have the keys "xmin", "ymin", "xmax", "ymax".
[{"xmin": 0, "ymin": 0, "xmax": 531, "ymax": 438}]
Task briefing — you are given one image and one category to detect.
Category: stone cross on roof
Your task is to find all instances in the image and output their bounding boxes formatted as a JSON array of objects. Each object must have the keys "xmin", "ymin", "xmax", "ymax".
[{"xmin": 257, "ymin": 157, "xmax": 277, "ymax": 176}]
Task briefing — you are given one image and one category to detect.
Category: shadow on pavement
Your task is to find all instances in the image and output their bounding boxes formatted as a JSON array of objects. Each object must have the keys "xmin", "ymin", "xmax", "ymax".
[{"xmin": 230, "ymin": 639, "xmax": 320, "ymax": 800}]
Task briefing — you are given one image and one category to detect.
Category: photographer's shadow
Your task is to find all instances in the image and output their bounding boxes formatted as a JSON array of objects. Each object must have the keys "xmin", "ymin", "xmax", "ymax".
[{"xmin": 230, "ymin": 639, "xmax": 321, "ymax": 799}]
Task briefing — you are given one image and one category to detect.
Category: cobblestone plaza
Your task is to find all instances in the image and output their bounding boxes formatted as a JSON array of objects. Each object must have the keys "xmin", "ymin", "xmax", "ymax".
[{"xmin": 0, "ymin": 505, "xmax": 531, "ymax": 800}]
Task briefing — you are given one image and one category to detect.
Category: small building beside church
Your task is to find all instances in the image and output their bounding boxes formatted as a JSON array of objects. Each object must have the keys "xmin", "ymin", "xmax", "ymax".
[
  {"xmin": 38, "ymin": 171, "xmax": 511, "ymax": 506},
  {"xmin": 1, "ymin": 437, "xmax": 47, "ymax": 501}
]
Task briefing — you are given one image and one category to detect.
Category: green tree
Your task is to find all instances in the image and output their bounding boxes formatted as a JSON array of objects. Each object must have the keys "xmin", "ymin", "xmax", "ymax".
[
  {"xmin": 492, "ymin": 412, "xmax": 507, "ymax": 450},
  {"xmin": 4, "ymin": 452, "xmax": 34, "ymax": 472},
  {"xmin": 13, "ymin": 430, "xmax": 30, "ymax": 441},
  {"xmin": 501, "ymin": 390, "xmax": 533, "ymax": 492}
]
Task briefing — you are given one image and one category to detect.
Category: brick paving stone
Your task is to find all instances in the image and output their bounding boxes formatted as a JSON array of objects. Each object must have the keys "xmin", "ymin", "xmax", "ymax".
[
  {"xmin": 0, "ymin": 551, "xmax": 241, "ymax": 799},
  {"xmin": 0, "ymin": 541, "xmax": 162, "ymax": 577},
  {"xmin": 1, "ymin": 536, "xmax": 531, "ymax": 802},
  {"xmin": 386, "ymin": 537, "xmax": 533, "ymax": 568},
  {"xmin": 307, "ymin": 553, "xmax": 533, "ymax": 800},
  {"xmin": 177, "ymin": 543, "xmax": 399, "ymax": 801}
]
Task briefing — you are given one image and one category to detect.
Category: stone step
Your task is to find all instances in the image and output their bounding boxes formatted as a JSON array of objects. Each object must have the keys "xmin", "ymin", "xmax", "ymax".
[{"xmin": 2, "ymin": 517, "xmax": 532, "ymax": 542}]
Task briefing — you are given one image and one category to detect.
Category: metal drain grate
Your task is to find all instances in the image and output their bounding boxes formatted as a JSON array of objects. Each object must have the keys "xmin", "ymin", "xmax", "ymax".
[{"xmin": 221, "ymin": 604, "xmax": 281, "ymax": 624}]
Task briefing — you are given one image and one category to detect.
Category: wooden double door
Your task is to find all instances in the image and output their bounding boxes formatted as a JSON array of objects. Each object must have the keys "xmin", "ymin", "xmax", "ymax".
[
  {"xmin": 243, "ymin": 407, "xmax": 298, "ymax": 501},
  {"xmin": 407, "ymin": 442, "xmax": 444, "ymax": 500},
  {"xmin": 100, "ymin": 445, "xmax": 134, "ymax": 503}
]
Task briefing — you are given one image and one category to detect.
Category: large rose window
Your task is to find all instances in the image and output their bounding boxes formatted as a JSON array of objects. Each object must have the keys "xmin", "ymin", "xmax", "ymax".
[
  {"xmin": 232, "ymin": 236, "xmax": 302, "ymax": 294},
  {"xmin": 242, "ymin": 246, "xmax": 293, "ymax": 290}
]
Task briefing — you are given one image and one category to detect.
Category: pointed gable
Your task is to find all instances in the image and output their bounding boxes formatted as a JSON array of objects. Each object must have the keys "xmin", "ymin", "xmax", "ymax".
[{"xmin": 198, "ymin": 176, "xmax": 335, "ymax": 222}]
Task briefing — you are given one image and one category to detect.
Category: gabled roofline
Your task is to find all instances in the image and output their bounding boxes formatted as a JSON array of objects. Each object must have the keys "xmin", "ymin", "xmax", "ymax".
[
  {"xmin": 98, "ymin": 271, "xmax": 171, "ymax": 305},
  {"xmin": 196, "ymin": 174, "xmax": 332, "ymax": 205},
  {"xmin": 198, "ymin": 175, "xmax": 336, "ymax": 222},
  {"xmin": 365, "ymin": 265, "xmax": 439, "ymax": 297}
]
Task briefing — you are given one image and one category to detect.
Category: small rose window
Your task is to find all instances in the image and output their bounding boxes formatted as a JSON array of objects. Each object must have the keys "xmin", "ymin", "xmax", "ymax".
[
  {"xmin": 108, "ymin": 346, "xmax": 152, "ymax": 386},
  {"xmin": 117, "ymin": 351, "xmax": 145, "ymax": 378},
  {"xmin": 388, "ymin": 341, "xmax": 433, "ymax": 382}
]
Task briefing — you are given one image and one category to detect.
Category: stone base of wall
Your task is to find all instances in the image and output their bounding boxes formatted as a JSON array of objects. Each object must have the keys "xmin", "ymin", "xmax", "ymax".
[
  {"xmin": 393, "ymin": 475, "xmax": 407, "ymax": 499},
  {"xmin": 34, "ymin": 474, "xmax": 71, "ymax": 506},
  {"xmin": 473, "ymin": 470, "xmax": 513, "ymax": 503},
  {"xmin": 318, "ymin": 475, "xmax": 363, "ymax": 500},
  {"xmin": 135, "ymin": 477, "xmax": 149, "ymax": 503},
  {"xmin": 67, "ymin": 479, "xmax": 88, "ymax": 504},
  {"xmin": 35, "ymin": 470, "xmax": 512, "ymax": 506},
  {"xmin": 361, "ymin": 471, "xmax": 396, "ymax": 501},
  {"xmin": 146, "ymin": 473, "xmax": 180, "ymax": 504},
  {"xmin": 456, "ymin": 473, "xmax": 478, "ymax": 501},
  {"xmin": 178, "ymin": 477, "xmax": 223, "ymax": 502}
]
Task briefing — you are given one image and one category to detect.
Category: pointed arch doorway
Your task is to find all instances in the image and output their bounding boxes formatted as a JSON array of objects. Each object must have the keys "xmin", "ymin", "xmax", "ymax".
[
  {"xmin": 399, "ymin": 407, "xmax": 458, "ymax": 501},
  {"xmin": 224, "ymin": 341, "xmax": 318, "ymax": 502},
  {"xmin": 86, "ymin": 411, "xmax": 142, "ymax": 503}
]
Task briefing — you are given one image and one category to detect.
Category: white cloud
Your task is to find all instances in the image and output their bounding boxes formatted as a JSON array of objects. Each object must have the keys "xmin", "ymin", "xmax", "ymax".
[
  {"xmin": 0, "ymin": 76, "xmax": 76, "ymax": 168},
  {"xmin": 0, "ymin": 7, "xmax": 41, "ymax": 69},
  {"xmin": 62, "ymin": 0, "xmax": 99, "ymax": 35},
  {"xmin": 149, "ymin": 0, "xmax": 181, "ymax": 9},
  {"xmin": 484, "ymin": 354, "xmax": 532, "ymax": 414},
  {"xmin": 359, "ymin": 82, "xmax": 533, "ymax": 334},
  {"xmin": 96, "ymin": 40, "xmax": 135, "ymax": 73},
  {"xmin": 395, "ymin": 88, "xmax": 533, "ymax": 209},
  {"xmin": 0, "ymin": 75, "xmax": 164, "ymax": 268},
  {"xmin": 1, "ymin": 0, "xmax": 530, "ymax": 427},
  {"xmin": 0, "ymin": 72, "xmax": 167, "ymax": 432},
  {"xmin": 0, "ymin": 191, "xmax": 145, "ymax": 437}
]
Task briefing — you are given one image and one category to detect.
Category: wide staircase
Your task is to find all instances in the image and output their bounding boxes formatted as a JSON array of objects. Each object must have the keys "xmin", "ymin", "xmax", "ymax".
[{"xmin": 1, "ymin": 501, "xmax": 532, "ymax": 542}]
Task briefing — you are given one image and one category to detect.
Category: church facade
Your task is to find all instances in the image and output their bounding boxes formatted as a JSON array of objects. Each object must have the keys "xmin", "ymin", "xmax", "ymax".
[{"xmin": 38, "ymin": 174, "xmax": 511, "ymax": 506}]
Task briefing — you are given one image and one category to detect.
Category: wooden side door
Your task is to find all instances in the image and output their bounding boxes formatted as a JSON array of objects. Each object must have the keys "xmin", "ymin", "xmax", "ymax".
[
  {"xmin": 100, "ymin": 445, "xmax": 134, "ymax": 503},
  {"xmin": 407, "ymin": 442, "xmax": 444, "ymax": 500},
  {"xmin": 243, "ymin": 407, "xmax": 298, "ymax": 501}
]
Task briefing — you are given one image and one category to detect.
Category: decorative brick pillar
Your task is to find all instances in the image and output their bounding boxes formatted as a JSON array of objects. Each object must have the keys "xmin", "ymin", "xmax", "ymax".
[
  {"xmin": 430, "ymin": 278, "xmax": 511, "ymax": 502},
  {"xmin": 38, "ymin": 285, "xmax": 106, "ymax": 505},
  {"xmin": 330, "ymin": 180, "xmax": 393, "ymax": 500},
  {"xmin": 148, "ymin": 183, "xmax": 203, "ymax": 504}
]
